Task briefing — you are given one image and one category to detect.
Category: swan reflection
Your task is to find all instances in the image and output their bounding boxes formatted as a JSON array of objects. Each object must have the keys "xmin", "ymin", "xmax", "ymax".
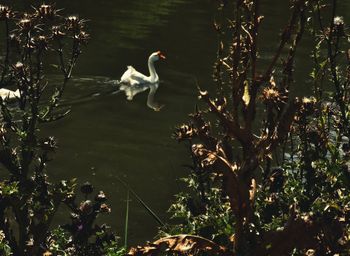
[{"xmin": 119, "ymin": 82, "xmax": 163, "ymax": 111}]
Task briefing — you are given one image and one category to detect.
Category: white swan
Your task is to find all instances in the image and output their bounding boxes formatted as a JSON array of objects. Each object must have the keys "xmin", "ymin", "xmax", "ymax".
[
  {"xmin": 119, "ymin": 51, "xmax": 165, "ymax": 86},
  {"xmin": 0, "ymin": 88, "xmax": 20, "ymax": 101}
]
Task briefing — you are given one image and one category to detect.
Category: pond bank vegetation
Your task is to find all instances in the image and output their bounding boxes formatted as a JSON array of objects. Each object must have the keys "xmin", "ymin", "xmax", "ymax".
[
  {"xmin": 0, "ymin": 1, "xmax": 349, "ymax": 255},
  {"xmin": 129, "ymin": 0, "xmax": 350, "ymax": 255}
]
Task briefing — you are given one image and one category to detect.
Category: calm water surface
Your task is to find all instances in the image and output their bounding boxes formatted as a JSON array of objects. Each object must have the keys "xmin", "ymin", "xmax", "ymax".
[{"xmin": 1, "ymin": 0, "xmax": 350, "ymax": 245}]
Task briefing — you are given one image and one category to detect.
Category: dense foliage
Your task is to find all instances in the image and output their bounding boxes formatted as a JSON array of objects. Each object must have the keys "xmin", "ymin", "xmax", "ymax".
[
  {"xmin": 0, "ymin": 4, "xmax": 123, "ymax": 256},
  {"xmin": 130, "ymin": 0, "xmax": 350, "ymax": 255}
]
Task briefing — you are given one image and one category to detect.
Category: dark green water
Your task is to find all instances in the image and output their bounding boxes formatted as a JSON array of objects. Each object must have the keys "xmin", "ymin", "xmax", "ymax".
[{"xmin": 1, "ymin": 0, "xmax": 350, "ymax": 245}]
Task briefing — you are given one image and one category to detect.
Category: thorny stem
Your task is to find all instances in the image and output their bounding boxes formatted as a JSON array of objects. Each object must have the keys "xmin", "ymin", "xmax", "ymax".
[
  {"xmin": 213, "ymin": 3, "xmax": 226, "ymax": 92},
  {"xmin": 324, "ymin": 0, "xmax": 349, "ymax": 134},
  {"xmin": 231, "ymin": 1, "xmax": 243, "ymax": 127},
  {"xmin": 190, "ymin": 146, "xmax": 207, "ymax": 204},
  {"xmin": 250, "ymin": 0, "xmax": 259, "ymax": 82},
  {"xmin": 0, "ymin": 18, "xmax": 10, "ymax": 84},
  {"xmin": 41, "ymin": 35, "xmax": 79, "ymax": 121},
  {"xmin": 262, "ymin": 1, "xmax": 304, "ymax": 82},
  {"xmin": 242, "ymin": 0, "xmax": 260, "ymax": 132},
  {"xmin": 311, "ymin": 7, "xmax": 325, "ymax": 99}
]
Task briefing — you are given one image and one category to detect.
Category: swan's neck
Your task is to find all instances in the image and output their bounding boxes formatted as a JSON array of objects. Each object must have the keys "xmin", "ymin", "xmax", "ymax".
[{"xmin": 148, "ymin": 58, "xmax": 158, "ymax": 82}]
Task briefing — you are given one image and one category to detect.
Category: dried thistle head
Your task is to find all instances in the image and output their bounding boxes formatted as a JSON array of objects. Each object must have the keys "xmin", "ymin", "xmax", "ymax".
[
  {"xmin": 262, "ymin": 87, "xmax": 287, "ymax": 107},
  {"xmin": 191, "ymin": 144, "xmax": 218, "ymax": 168},
  {"xmin": 79, "ymin": 200, "xmax": 93, "ymax": 215},
  {"xmin": 261, "ymin": 76, "xmax": 287, "ymax": 108},
  {"xmin": 100, "ymin": 203, "xmax": 111, "ymax": 213},
  {"xmin": 0, "ymin": 5, "xmax": 12, "ymax": 20},
  {"xmin": 33, "ymin": 35, "xmax": 49, "ymax": 51},
  {"xmin": 333, "ymin": 16, "xmax": 345, "ymax": 36},
  {"xmin": 191, "ymin": 144, "xmax": 206, "ymax": 157},
  {"xmin": 301, "ymin": 96, "xmax": 316, "ymax": 115},
  {"xmin": 66, "ymin": 15, "xmax": 85, "ymax": 30},
  {"xmin": 95, "ymin": 191, "xmax": 107, "ymax": 202},
  {"xmin": 51, "ymin": 26, "xmax": 65, "ymax": 39},
  {"xmin": 0, "ymin": 230, "xmax": 5, "ymax": 243},
  {"xmin": 18, "ymin": 17, "xmax": 34, "ymax": 32},
  {"xmin": 75, "ymin": 30, "xmax": 89, "ymax": 45},
  {"xmin": 262, "ymin": 87, "xmax": 280, "ymax": 102},
  {"xmin": 14, "ymin": 61, "xmax": 24, "ymax": 69},
  {"xmin": 35, "ymin": 4, "xmax": 57, "ymax": 19},
  {"xmin": 174, "ymin": 124, "xmax": 197, "ymax": 141},
  {"xmin": 13, "ymin": 62, "xmax": 26, "ymax": 78},
  {"xmin": 334, "ymin": 16, "xmax": 344, "ymax": 27},
  {"xmin": 294, "ymin": 97, "xmax": 317, "ymax": 123}
]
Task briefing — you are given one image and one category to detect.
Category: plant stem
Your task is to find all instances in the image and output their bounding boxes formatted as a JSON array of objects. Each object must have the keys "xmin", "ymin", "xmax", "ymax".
[{"xmin": 124, "ymin": 189, "xmax": 130, "ymax": 249}]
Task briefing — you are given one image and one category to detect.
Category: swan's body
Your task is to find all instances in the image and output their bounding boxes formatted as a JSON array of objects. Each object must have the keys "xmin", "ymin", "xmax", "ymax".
[
  {"xmin": 119, "ymin": 51, "xmax": 165, "ymax": 86},
  {"xmin": 0, "ymin": 88, "xmax": 20, "ymax": 100}
]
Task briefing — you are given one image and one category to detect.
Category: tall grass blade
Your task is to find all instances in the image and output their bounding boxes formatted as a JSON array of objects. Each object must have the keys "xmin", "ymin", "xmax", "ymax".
[
  {"xmin": 116, "ymin": 176, "xmax": 165, "ymax": 227},
  {"xmin": 124, "ymin": 189, "xmax": 130, "ymax": 248}
]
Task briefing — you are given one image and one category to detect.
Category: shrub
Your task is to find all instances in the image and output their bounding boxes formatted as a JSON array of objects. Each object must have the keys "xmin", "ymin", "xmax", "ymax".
[
  {"xmin": 0, "ymin": 4, "xmax": 120, "ymax": 256},
  {"xmin": 130, "ymin": 1, "xmax": 350, "ymax": 255}
]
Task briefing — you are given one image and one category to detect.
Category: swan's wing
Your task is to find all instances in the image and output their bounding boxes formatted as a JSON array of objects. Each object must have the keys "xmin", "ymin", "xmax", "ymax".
[
  {"xmin": 120, "ymin": 66, "xmax": 148, "ymax": 85},
  {"xmin": 128, "ymin": 67, "xmax": 148, "ymax": 80},
  {"xmin": 120, "ymin": 66, "xmax": 134, "ymax": 83}
]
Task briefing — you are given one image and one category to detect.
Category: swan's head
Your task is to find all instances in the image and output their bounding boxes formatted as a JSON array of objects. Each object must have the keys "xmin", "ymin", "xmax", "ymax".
[{"xmin": 149, "ymin": 51, "xmax": 166, "ymax": 62}]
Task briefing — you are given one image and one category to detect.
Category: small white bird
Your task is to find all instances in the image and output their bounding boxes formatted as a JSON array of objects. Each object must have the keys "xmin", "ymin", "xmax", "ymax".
[
  {"xmin": 0, "ymin": 88, "xmax": 20, "ymax": 101},
  {"xmin": 119, "ymin": 51, "xmax": 166, "ymax": 86}
]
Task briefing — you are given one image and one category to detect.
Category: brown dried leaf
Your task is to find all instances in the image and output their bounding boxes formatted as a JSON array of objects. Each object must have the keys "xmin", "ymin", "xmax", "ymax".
[{"xmin": 127, "ymin": 234, "xmax": 230, "ymax": 256}]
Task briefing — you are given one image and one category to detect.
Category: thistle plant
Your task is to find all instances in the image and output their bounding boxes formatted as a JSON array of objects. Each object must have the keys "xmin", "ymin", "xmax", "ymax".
[
  {"xmin": 0, "ymin": 4, "xmax": 117, "ymax": 256},
  {"xmin": 130, "ymin": 0, "xmax": 350, "ymax": 255},
  {"xmin": 167, "ymin": 1, "xmax": 307, "ymax": 254}
]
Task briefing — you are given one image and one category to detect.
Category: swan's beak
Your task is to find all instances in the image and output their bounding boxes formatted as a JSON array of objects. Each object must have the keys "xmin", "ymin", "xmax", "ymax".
[{"xmin": 157, "ymin": 51, "xmax": 166, "ymax": 60}]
